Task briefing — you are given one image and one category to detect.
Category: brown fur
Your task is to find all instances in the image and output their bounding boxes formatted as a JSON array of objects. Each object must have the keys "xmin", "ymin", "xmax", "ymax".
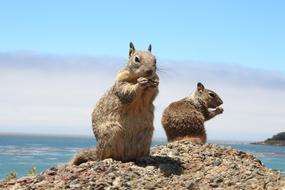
[
  {"xmin": 161, "ymin": 82, "xmax": 223, "ymax": 144},
  {"xmin": 69, "ymin": 148, "xmax": 97, "ymax": 166},
  {"xmin": 70, "ymin": 43, "xmax": 159, "ymax": 165}
]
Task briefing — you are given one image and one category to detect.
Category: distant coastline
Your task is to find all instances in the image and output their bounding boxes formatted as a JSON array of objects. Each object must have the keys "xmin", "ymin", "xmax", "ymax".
[
  {"xmin": 252, "ymin": 140, "xmax": 285, "ymax": 146},
  {"xmin": 252, "ymin": 132, "xmax": 285, "ymax": 146}
]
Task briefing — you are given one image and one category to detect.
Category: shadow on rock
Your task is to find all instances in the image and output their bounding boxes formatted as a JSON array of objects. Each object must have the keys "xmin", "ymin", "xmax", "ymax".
[{"xmin": 136, "ymin": 155, "xmax": 183, "ymax": 176}]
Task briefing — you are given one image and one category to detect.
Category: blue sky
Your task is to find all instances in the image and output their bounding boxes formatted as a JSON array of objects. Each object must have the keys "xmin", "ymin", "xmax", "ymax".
[
  {"xmin": 0, "ymin": 1, "xmax": 285, "ymax": 140},
  {"xmin": 1, "ymin": 0, "xmax": 285, "ymax": 72}
]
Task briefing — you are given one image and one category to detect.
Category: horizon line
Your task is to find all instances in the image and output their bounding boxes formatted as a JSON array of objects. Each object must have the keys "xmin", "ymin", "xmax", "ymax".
[{"xmin": 0, "ymin": 132, "xmax": 258, "ymax": 143}]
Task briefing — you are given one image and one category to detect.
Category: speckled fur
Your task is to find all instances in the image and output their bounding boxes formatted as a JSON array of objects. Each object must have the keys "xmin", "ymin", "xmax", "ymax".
[
  {"xmin": 161, "ymin": 83, "xmax": 223, "ymax": 144},
  {"xmin": 71, "ymin": 43, "xmax": 159, "ymax": 165},
  {"xmin": 69, "ymin": 148, "xmax": 97, "ymax": 166}
]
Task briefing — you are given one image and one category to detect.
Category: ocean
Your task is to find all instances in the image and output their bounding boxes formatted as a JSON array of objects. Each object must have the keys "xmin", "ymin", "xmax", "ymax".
[{"xmin": 0, "ymin": 134, "xmax": 284, "ymax": 180}]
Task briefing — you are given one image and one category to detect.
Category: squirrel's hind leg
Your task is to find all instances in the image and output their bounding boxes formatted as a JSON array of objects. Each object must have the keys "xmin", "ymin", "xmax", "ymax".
[
  {"xmin": 69, "ymin": 147, "xmax": 97, "ymax": 166},
  {"xmin": 95, "ymin": 123, "xmax": 125, "ymax": 161}
]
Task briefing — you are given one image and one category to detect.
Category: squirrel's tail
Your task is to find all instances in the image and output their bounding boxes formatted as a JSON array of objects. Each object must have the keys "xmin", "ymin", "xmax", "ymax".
[{"xmin": 69, "ymin": 147, "xmax": 97, "ymax": 166}]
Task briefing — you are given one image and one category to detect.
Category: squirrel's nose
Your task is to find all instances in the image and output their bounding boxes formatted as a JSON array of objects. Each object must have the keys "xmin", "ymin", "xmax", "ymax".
[{"xmin": 145, "ymin": 69, "xmax": 153, "ymax": 76}]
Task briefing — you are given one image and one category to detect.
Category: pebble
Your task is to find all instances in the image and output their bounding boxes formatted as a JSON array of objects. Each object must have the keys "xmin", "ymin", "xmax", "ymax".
[
  {"xmin": 184, "ymin": 180, "xmax": 195, "ymax": 189},
  {"xmin": 46, "ymin": 170, "xmax": 56, "ymax": 176},
  {"xmin": 145, "ymin": 166, "xmax": 155, "ymax": 171},
  {"xmin": 213, "ymin": 158, "xmax": 222, "ymax": 166}
]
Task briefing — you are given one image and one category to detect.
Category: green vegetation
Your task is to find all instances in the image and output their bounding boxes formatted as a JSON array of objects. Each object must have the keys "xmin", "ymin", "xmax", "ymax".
[
  {"xmin": 272, "ymin": 132, "xmax": 285, "ymax": 141},
  {"xmin": 27, "ymin": 165, "xmax": 36, "ymax": 176},
  {"xmin": 6, "ymin": 170, "xmax": 17, "ymax": 180},
  {"xmin": 5, "ymin": 165, "xmax": 37, "ymax": 180},
  {"xmin": 267, "ymin": 132, "xmax": 285, "ymax": 141}
]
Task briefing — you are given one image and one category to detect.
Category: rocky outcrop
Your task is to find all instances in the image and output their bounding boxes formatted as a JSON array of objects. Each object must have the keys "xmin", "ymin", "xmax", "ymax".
[
  {"xmin": 253, "ymin": 132, "xmax": 285, "ymax": 146},
  {"xmin": 252, "ymin": 140, "xmax": 285, "ymax": 146},
  {"xmin": 1, "ymin": 140, "xmax": 284, "ymax": 190}
]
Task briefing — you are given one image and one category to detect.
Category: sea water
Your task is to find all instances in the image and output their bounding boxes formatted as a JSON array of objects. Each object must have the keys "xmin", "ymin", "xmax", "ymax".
[{"xmin": 0, "ymin": 135, "xmax": 284, "ymax": 179}]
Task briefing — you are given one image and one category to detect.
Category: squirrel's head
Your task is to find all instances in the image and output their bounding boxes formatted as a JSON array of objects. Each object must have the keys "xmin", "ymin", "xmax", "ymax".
[
  {"xmin": 127, "ymin": 42, "xmax": 157, "ymax": 79},
  {"xmin": 192, "ymin": 82, "xmax": 223, "ymax": 108}
]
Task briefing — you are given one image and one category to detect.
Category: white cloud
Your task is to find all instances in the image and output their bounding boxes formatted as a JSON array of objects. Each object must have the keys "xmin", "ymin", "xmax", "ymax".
[{"xmin": 0, "ymin": 52, "xmax": 284, "ymax": 141}]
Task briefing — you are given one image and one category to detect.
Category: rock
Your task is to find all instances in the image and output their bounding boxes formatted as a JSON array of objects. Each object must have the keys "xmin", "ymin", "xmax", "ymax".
[
  {"xmin": 0, "ymin": 140, "xmax": 284, "ymax": 189},
  {"xmin": 112, "ymin": 177, "xmax": 121, "ymax": 187},
  {"xmin": 70, "ymin": 183, "xmax": 81, "ymax": 188},
  {"xmin": 144, "ymin": 183, "xmax": 156, "ymax": 190},
  {"xmin": 158, "ymin": 163, "xmax": 182, "ymax": 177},
  {"xmin": 184, "ymin": 180, "xmax": 195, "ymax": 189},
  {"xmin": 46, "ymin": 170, "xmax": 56, "ymax": 176},
  {"xmin": 17, "ymin": 176, "xmax": 33, "ymax": 183},
  {"xmin": 230, "ymin": 163, "xmax": 238, "ymax": 169},
  {"xmin": 6, "ymin": 179, "xmax": 16, "ymax": 185},
  {"xmin": 35, "ymin": 175, "xmax": 45, "ymax": 182},
  {"xmin": 212, "ymin": 158, "xmax": 222, "ymax": 166},
  {"xmin": 209, "ymin": 182, "xmax": 219, "ymax": 188},
  {"xmin": 145, "ymin": 166, "xmax": 155, "ymax": 171}
]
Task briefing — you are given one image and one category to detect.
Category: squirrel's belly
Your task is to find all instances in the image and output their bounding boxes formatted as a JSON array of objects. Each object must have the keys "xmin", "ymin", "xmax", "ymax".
[
  {"xmin": 122, "ymin": 113, "xmax": 154, "ymax": 140},
  {"xmin": 120, "ymin": 111, "xmax": 154, "ymax": 160},
  {"xmin": 92, "ymin": 94, "xmax": 154, "ymax": 160}
]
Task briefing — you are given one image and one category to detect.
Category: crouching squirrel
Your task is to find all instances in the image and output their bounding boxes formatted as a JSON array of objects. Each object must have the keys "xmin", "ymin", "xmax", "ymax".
[{"xmin": 161, "ymin": 82, "xmax": 223, "ymax": 144}]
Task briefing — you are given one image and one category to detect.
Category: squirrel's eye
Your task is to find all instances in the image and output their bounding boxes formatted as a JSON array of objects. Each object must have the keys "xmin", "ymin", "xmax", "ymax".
[
  {"xmin": 209, "ymin": 93, "xmax": 215, "ymax": 98},
  {"xmin": 135, "ymin": 56, "xmax": 140, "ymax": 63}
]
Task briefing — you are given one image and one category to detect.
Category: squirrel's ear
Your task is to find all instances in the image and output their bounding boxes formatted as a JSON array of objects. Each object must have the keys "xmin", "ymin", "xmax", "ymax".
[
  {"xmin": 148, "ymin": 44, "xmax": 152, "ymax": 52},
  {"xmin": 129, "ymin": 42, "xmax": 135, "ymax": 57},
  {"xmin": 197, "ymin": 82, "xmax": 205, "ymax": 92}
]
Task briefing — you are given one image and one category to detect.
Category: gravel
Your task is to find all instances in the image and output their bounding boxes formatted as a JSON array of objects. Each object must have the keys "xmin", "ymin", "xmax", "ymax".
[{"xmin": 1, "ymin": 140, "xmax": 284, "ymax": 190}]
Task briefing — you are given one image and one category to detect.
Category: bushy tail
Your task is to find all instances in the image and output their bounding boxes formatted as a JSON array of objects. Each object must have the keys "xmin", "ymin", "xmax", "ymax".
[{"xmin": 69, "ymin": 147, "xmax": 97, "ymax": 166}]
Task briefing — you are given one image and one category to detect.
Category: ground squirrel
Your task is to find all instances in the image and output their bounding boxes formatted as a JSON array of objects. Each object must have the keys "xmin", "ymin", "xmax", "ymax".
[
  {"xmin": 71, "ymin": 42, "xmax": 159, "ymax": 165},
  {"xmin": 161, "ymin": 82, "xmax": 223, "ymax": 144}
]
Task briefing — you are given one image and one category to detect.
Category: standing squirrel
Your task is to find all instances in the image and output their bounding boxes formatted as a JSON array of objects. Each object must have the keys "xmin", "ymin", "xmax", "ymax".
[
  {"xmin": 161, "ymin": 82, "xmax": 223, "ymax": 144},
  {"xmin": 70, "ymin": 42, "xmax": 159, "ymax": 165}
]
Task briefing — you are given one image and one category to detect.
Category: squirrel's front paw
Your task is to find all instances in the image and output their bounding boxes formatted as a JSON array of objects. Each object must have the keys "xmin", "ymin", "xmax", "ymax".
[
  {"xmin": 137, "ymin": 77, "xmax": 149, "ymax": 87},
  {"xmin": 216, "ymin": 107, "xmax": 224, "ymax": 114},
  {"xmin": 148, "ymin": 78, "xmax": 159, "ymax": 87}
]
